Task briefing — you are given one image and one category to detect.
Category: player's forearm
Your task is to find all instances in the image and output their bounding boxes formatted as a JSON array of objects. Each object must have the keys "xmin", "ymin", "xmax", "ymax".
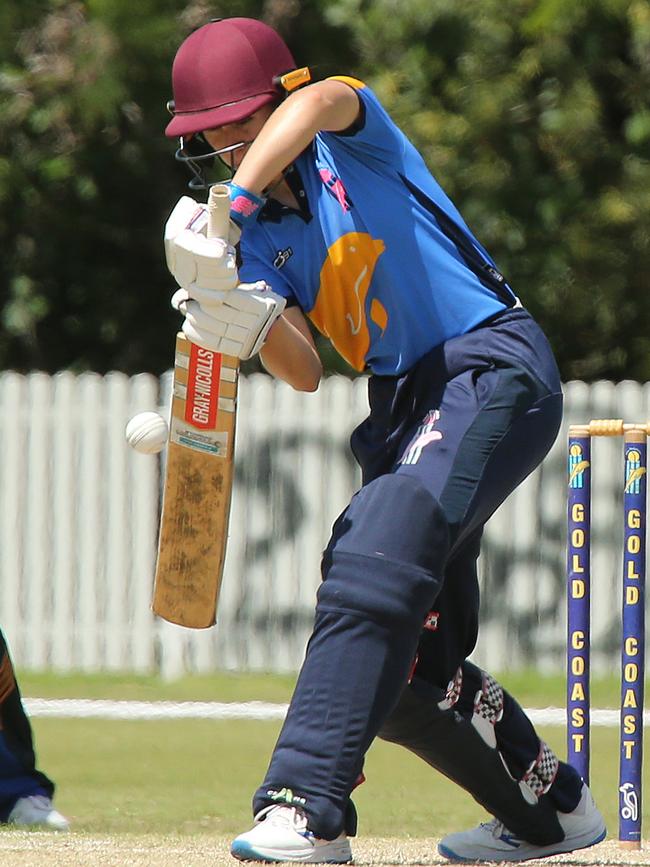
[
  {"xmin": 232, "ymin": 83, "xmax": 358, "ymax": 196},
  {"xmin": 260, "ymin": 315, "xmax": 322, "ymax": 392},
  {"xmin": 232, "ymin": 99, "xmax": 313, "ymax": 195}
]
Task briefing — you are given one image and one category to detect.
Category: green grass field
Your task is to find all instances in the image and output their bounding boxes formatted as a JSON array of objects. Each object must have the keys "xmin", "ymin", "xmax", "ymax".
[{"xmin": 15, "ymin": 670, "xmax": 647, "ymax": 841}]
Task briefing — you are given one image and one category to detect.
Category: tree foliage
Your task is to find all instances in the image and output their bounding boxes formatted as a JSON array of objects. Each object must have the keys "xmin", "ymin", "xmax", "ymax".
[{"xmin": 1, "ymin": 0, "xmax": 649, "ymax": 379}]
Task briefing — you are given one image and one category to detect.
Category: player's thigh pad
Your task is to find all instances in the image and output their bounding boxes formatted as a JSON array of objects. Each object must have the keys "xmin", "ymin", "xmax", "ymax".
[{"xmin": 319, "ymin": 474, "xmax": 449, "ymax": 626}]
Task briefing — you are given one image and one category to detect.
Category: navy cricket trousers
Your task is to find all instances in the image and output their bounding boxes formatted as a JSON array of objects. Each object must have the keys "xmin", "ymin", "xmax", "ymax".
[{"xmin": 253, "ymin": 307, "xmax": 573, "ymax": 838}]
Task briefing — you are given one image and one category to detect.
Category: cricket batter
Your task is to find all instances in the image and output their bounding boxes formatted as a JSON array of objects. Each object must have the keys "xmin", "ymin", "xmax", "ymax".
[{"xmin": 164, "ymin": 18, "xmax": 606, "ymax": 863}]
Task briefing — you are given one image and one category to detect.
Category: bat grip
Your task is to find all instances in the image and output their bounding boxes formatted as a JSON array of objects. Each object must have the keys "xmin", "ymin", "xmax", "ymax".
[{"xmin": 207, "ymin": 183, "xmax": 231, "ymax": 241}]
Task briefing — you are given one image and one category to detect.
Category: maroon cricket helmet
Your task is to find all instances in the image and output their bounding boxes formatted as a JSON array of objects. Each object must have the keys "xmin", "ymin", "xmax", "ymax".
[{"xmin": 166, "ymin": 18, "xmax": 297, "ymax": 137}]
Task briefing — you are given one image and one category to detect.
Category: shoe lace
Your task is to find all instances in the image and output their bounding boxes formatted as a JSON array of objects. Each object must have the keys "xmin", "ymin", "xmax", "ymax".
[
  {"xmin": 254, "ymin": 804, "xmax": 309, "ymax": 834},
  {"xmin": 480, "ymin": 817, "xmax": 516, "ymax": 840}
]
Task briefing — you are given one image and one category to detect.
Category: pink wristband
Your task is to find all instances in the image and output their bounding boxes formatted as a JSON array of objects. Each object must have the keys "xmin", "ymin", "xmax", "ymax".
[{"xmin": 229, "ymin": 183, "xmax": 266, "ymax": 225}]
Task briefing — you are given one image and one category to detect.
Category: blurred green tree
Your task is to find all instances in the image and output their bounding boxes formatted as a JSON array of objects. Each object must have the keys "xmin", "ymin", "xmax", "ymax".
[
  {"xmin": 0, "ymin": 0, "xmax": 182, "ymax": 371},
  {"xmin": 0, "ymin": 0, "xmax": 648, "ymax": 379}
]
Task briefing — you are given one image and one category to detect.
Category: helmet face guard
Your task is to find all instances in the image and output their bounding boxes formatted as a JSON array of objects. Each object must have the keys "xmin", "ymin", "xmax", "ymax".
[
  {"xmin": 166, "ymin": 19, "xmax": 310, "ymax": 190},
  {"xmin": 174, "ymin": 139, "xmax": 245, "ymax": 191},
  {"xmin": 170, "ymin": 126, "xmax": 249, "ymax": 192},
  {"xmin": 167, "ymin": 99, "xmax": 249, "ymax": 190}
]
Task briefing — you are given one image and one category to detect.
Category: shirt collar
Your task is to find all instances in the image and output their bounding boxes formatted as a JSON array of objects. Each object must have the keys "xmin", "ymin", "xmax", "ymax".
[{"xmin": 259, "ymin": 164, "xmax": 312, "ymax": 224}]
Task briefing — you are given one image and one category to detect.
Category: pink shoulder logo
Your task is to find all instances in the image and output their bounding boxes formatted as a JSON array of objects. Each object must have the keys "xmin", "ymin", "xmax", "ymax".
[{"xmin": 319, "ymin": 169, "xmax": 352, "ymax": 213}]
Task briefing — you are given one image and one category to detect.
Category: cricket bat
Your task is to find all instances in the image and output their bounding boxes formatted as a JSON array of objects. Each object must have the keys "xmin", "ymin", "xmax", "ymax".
[{"xmin": 153, "ymin": 184, "xmax": 238, "ymax": 628}]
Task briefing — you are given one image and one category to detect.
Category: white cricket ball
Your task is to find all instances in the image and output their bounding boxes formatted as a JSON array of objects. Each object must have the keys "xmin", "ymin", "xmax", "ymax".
[{"xmin": 125, "ymin": 411, "xmax": 169, "ymax": 455}]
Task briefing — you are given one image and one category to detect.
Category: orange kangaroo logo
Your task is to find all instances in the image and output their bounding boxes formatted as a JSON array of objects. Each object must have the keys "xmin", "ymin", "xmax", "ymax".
[{"xmin": 309, "ymin": 233, "xmax": 388, "ymax": 371}]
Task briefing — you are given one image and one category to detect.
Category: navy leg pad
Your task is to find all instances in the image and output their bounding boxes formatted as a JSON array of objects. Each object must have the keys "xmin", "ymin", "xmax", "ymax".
[
  {"xmin": 379, "ymin": 683, "xmax": 564, "ymax": 846},
  {"xmin": 318, "ymin": 551, "xmax": 440, "ymax": 626},
  {"xmin": 254, "ymin": 476, "xmax": 450, "ymax": 841}
]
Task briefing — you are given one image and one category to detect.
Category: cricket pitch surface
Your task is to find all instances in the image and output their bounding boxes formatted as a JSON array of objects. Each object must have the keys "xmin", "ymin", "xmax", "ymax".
[{"xmin": 0, "ymin": 834, "xmax": 648, "ymax": 866}]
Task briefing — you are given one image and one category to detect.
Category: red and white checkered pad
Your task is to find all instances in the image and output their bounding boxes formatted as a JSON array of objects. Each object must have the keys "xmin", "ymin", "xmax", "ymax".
[
  {"xmin": 523, "ymin": 740, "xmax": 559, "ymax": 796},
  {"xmin": 473, "ymin": 672, "xmax": 504, "ymax": 725},
  {"xmin": 438, "ymin": 665, "xmax": 463, "ymax": 710}
]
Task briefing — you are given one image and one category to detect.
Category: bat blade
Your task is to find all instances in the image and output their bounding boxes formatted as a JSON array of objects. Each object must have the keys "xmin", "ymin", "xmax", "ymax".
[
  {"xmin": 153, "ymin": 335, "xmax": 238, "ymax": 627},
  {"xmin": 153, "ymin": 184, "xmax": 239, "ymax": 628},
  {"xmin": 153, "ymin": 444, "xmax": 233, "ymax": 628}
]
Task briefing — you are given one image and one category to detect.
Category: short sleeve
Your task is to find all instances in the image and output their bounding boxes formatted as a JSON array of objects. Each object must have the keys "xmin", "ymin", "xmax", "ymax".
[{"xmin": 322, "ymin": 77, "xmax": 406, "ymax": 164}]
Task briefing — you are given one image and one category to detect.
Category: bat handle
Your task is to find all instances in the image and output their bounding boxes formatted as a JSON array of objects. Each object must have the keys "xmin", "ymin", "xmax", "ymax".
[{"xmin": 208, "ymin": 183, "xmax": 231, "ymax": 241}]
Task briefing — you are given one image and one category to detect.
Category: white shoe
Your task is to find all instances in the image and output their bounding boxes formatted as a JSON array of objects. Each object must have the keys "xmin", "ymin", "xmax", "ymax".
[
  {"xmin": 230, "ymin": 804, "xmax": 352, "ymax": 863},
  {"xmin": 438, "ymin": 784, "xmax": 606, "ymax": 862},
  {"xmin": 7, "ymin": 794, "xmax": 70, "ymax": 831}
]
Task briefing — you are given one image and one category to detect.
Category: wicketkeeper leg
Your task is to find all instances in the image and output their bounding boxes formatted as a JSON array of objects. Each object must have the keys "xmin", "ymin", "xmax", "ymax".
[{"xmin": 0, "ymin": 629, "xmax": 54, "ymax": 819}]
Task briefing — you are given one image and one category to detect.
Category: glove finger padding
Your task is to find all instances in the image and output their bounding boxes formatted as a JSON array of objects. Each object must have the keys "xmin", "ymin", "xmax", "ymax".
[
  {"xmin": 164, "ymin": 193, "xmax": 241, "ymax": 247},
  {"xmin": 164, "ymin": 196, "xmax": 208, "ymax": 241},
  {"xmin": 171, "ymin": 231, "xmax": 238, "ymax": 291},
  {"xmin": 164, "ymin": 194, "xmax": 241, "ymax": 290},
  {"xmin": 172, "ymin": 281, "xmax": 286, "ymax": 360},
  {"xmin": 183, "ymin": 282, "xmax": 232, "ymax": 310},
  {"xmin": 181, "ymin": 299, "xmax": 230, "ymax": 353},
  {"xmin": 170, "ymin": 287, "xmax": 190, "ymax": 314}
]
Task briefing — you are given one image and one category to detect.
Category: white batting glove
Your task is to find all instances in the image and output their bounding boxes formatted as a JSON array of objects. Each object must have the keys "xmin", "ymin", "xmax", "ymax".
[
  {"xmin": 171, "ymin": 281, "xmax": 286, "ymax": 360},
  {"xmin": 164, "ymin": 195, "xmax": 241, "ymax": 290}
]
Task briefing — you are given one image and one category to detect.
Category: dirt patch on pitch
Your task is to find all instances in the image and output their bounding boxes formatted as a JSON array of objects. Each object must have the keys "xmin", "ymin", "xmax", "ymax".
[{"xmin": 0, "ymin": 833, "xmax": 647, "ymax": 865}]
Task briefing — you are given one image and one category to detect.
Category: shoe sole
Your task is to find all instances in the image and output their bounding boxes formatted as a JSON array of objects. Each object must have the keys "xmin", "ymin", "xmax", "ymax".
[
  {"xmin": 438, "ymin": 827, "xmax": 607, "ymax": 863},
  {"xmin": 231, "ymin": 839, "xmax": 353, "ymax": 863}
]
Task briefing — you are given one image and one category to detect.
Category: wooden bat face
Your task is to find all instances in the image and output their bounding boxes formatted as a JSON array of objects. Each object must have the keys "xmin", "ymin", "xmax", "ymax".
[{"xmin": 153, "ymin": 336, "xmax": 239, "ymax": 628}]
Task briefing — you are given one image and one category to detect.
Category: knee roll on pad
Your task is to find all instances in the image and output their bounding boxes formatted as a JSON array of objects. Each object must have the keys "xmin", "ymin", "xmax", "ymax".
[
  {"xmin": 318, "ymin": 475, "xmax": 448, "ymax": 625},
  {"xmin": 317, "ymin": 550, "xmax": 441, "ymax": 626},
  {"xmin": 378, "ymin": 682, "xmax": 564, "ymax": 846},
  {"xmin": 325, "ymin": 474, "xmax": 450, "ymax": 574}
]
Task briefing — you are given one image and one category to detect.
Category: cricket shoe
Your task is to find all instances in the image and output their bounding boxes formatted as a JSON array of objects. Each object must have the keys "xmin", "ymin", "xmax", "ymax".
[
  {"xmin": 7, "ymin": 794, "xmax": 70, "ymax": 831},
  {"xmin": 230, "ymin": 804, "xmax": 352, "ymax": 863},
  {"xmin": 438, "ymin": 784, "xmax": 606, "ymax": 862}
]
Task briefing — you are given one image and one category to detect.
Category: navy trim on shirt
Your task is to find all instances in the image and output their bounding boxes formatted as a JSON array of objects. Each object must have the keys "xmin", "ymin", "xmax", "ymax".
[{"xmin": 399, "ymin": 174, "xmax": 517, "ymax": 306}]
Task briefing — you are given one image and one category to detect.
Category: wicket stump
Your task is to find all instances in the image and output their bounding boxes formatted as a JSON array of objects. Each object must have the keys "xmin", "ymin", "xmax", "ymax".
[{"xmin": 567, "ymin": 419, "xmax": 648, "ymax": 848}]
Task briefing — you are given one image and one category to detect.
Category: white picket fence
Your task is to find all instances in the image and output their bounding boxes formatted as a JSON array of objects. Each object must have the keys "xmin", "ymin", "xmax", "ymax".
[{"xmin": 0, "ymin": 371, "xmax": 648, "ymax": 678}]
